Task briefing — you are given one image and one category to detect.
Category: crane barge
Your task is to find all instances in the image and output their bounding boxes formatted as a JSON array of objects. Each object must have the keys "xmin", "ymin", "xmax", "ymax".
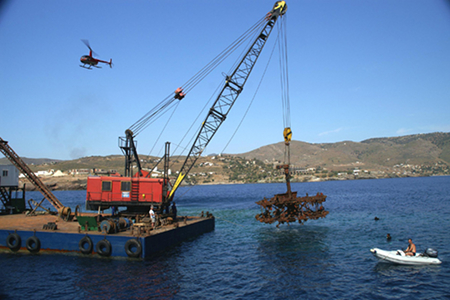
[
  {"xmin": 86, "ymin": 1, "xmax": 288, "ymax": 216},
  {"xmin": 1, "ymin": 3, "xmax": 290, "ymax": 258},
  {"xmin": 0, "ymin": 1, "xmax": 328, "ymax": 259}
]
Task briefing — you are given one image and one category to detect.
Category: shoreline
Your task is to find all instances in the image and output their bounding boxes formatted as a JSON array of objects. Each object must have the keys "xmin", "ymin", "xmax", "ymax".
[{"xmin": 19, "ymin": 173, "xmax": 449, "ymax": 192}]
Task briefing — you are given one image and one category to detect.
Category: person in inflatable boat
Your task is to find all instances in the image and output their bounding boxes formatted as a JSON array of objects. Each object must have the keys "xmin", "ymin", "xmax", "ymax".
[{"xmin": 405, "ymin": 238, "xmax": 416, "ymax": 256}]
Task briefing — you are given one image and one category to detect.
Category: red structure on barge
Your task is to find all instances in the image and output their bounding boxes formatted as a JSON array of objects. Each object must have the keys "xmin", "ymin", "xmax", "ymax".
[{"xmin": 86, "ymin": 175, "xmax": 170, "ymax": 211}]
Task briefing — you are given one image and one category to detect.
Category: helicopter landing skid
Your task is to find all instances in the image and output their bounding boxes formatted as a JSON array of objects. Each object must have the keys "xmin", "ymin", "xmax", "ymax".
[
  {"xmin": 80, "ymin": 64, "xmax": 101, "ymax": 69},
  {"xmin": 80, "ymin": 65, "xmax": 93, "ymax": 70}
]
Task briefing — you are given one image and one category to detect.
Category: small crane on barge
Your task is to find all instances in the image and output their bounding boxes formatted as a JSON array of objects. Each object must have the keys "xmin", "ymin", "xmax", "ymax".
[
  {"xmin": 85, "ymin": 2, "xmax": 289, "ymax": 216},
  {"xmin": 0, "ymin": 137, "xmax": 72, "ymax": 221}
]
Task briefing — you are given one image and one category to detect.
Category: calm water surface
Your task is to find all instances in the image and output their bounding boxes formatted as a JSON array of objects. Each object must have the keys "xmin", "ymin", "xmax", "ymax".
[{"xmin": 1, "ymin": 176, "xmax": 449, "ymax": 299}]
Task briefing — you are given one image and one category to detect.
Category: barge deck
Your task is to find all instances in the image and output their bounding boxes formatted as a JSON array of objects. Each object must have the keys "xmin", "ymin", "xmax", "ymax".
[{"xmin": 0, "ymin": 213, "xmax": 215, "ymax": 258}]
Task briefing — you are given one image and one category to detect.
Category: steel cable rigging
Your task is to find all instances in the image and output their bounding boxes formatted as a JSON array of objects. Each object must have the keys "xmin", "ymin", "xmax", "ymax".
[
  {"xmin": 168, "ymin": 4, "xmax": 288, "ymax": 199},
  {"xmin": 220, "ymin": 16, "xmax": 291, "ymax": 155},
  {"xmin": 128, "ymin": 14, "xmax": 277, "ymax": 176},
  {"xmin": 220, "ymin": 30, "xmax": 280, "ymax": 154},
  {"xmin": 178, "ymin": 15, "xmax": 291, "ymax": 160},
  {"xmin": 277, "ymin": 16, "xmax": 292, "ymax": 167},
  {"xmin": 176, "ymin": 11, "xmax": 290, "ymax": 164},
  {"xmin": 255, "ymin": 13, "xmax": 328, "ymax": 227},
  {"xmin": 85, "ymin": 1, "xmax": 306, "ymax": 216},
  {"xmin": 127, "ymin": 17, "xmax": 267, "ymax": 138},
  {"xmin": 167, "ymin": 16, "xmax": 280, "ymax": 174}
]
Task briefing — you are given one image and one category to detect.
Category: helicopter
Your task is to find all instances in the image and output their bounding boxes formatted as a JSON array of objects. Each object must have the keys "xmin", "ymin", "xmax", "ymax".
[{"xmin": 80, "ymin": 39, "xmax": 112, "ymax": 69}]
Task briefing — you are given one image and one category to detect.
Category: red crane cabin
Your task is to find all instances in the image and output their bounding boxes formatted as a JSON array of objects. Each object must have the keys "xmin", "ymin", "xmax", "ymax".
[{"xmin": 85, "ymin": 175, "xmax": 169, "ymax": 211}]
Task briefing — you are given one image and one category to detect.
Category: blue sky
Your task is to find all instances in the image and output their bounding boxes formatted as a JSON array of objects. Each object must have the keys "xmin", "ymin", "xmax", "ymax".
[{"xmin": 1, "ymin": 0, "xmax": 450, "ymax": 160}]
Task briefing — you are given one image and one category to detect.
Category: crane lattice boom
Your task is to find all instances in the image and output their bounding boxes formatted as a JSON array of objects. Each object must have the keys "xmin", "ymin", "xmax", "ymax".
[{"xmin": 169, "ymin": 2, "xmax": 287, "ymax": 200}]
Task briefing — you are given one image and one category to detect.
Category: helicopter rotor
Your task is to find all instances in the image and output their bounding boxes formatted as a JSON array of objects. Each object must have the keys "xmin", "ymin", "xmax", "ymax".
[{"xmin": 81, "ymin": 39, "xmax": 99, "ymax": 57}]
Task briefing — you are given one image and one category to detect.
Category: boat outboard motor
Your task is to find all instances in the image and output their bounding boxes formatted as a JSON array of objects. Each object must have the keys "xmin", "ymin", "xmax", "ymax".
[{"xmin": 424, "ymin": 248, "xmax": 438, "ymax": 258}]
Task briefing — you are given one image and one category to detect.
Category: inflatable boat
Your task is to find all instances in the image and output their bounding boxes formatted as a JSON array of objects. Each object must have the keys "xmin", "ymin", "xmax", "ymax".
[{"xmin": 370, "ymin": 248, "xmax": 442, "ymax": 265}]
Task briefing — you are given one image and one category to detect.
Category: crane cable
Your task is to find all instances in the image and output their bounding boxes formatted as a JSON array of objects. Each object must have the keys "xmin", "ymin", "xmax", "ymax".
[
  {"xmin": 220, "ymin": 27, "xmax": 280, "ymax": 154},
  {"xmin": 166, "ymin": 15, "xmax": 290, "ymax": 172},
  {"xmin": 128, "ymin": 17, "xmax": 267, "ymax": 138},
  {"xmin": 278, "ymin": 16, "xmax": 290, "ymax": 129},
  {"xmin": 156, "ymin": 16, "xmax": 272, "ymax": 163},
  {"xmin": 182, "ymin": 17, "xmax": 267, "ymax": 94},
  {"xmin": 221, "ymin": 16, "xmax": 290, "ymax": 157},
  {"xmin": 168, "ymin": 82, "xmax": 223, "ymax": 160},
  {"xmin": 277, "ymin": 16, "xmax": 291, "ymax": 167},
  {"xmin": 161, "ymin": 81, "xmax": 223, "ymax": 170},
  {"xmin": 148, "ymin": 100, "xmax": 181, "ymax": 156}
]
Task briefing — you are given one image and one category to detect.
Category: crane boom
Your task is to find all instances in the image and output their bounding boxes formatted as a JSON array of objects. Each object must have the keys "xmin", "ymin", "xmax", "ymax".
[
  {"xmin": 0, "ymin": 137, "xmax": 72, "ymax": 220},
  {"xmin": 169, "ymin": 2, "xmax": 287, "ymax": 200}
]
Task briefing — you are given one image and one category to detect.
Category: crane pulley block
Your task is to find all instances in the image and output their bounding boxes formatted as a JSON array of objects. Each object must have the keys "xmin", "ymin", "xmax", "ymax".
[
  {"xmin": 174, "ymin": 87, "xmax": 186, "ymax": 100},
  {"xmin": 283, "ymin": 127, "xmax": 292, "ymax": 143},
  {"xmin": 267, "ymin": 1, "xmax": 287, "ymax": 20}
]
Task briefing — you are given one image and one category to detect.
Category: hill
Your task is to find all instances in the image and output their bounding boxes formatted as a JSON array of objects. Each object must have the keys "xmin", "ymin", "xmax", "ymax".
[
  {"xmin": 238, "ymin": 132, "xmax": 450, "ymax": 171},
  {"xmin": 0, "ymin": 157, "xmax": 61, "ymax": 166},
  {"xmin": 3, "ymin": 132, "xmax": 449, "ymax": 173},
  {"xmin": 1, "ymin": 132, "xmax": 449, "ymax": 190}
]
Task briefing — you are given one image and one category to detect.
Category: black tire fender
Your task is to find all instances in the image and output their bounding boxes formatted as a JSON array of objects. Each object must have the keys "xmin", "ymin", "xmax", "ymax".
[
  {"xmin": 124, "ymin": 239, "xmax": 142, "ymax": 258},
  {"xmin": 6, "ymin": 233, "xmax": 21, "ymax": 252},
  {"xmin": 26, "ymin": 236, "xmax": 41, "ymax": 253},
  {"xmin": 96, "ymin": 239, "xmax": 112, "ymax": 257},
  {"xmin": 78, "ymin": 236, "xmax": 93, "ymax": 254}
]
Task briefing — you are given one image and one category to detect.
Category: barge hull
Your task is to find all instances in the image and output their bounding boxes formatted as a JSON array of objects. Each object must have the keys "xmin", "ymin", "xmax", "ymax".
[{"xmin": 0, "ymin": 214, "xmax": 214, "ymax": 258}]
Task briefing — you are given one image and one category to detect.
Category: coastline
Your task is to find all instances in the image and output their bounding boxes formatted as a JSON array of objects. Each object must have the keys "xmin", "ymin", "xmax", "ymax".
[{"xmin": 19, "ymin": 173, "xmax": 449, "ymax": 192}]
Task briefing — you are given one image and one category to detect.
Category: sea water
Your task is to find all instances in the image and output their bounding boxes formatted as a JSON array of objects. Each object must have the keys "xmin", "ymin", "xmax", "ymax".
[{"xmin": 0, "ymin": 176, "xmax": 449, "ymax": 299}]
